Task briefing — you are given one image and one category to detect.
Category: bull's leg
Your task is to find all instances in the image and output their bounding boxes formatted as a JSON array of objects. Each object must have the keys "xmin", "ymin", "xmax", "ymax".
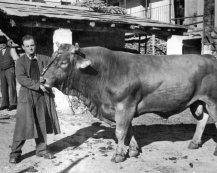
[
  {"xmin": 128, "ymin": 124, "xmax": 139, "ymax": 157},
  {"xmin": 189, "ymin": 102, "xmax": 209, "ymax": 149},
  {"xmin": 204, "ymin": 103, "xmax": 217, "ymax": 155},
  {"xmin": 111, "ymin": 102, "xmax": 135, "ymax": 163},
  {"xmin": 214, "ymin": 122, "xmax": 217, "ymax": 155},
  {"xmin": 194, "ymin": 102, "xmax": 217, "ymax": 156}
]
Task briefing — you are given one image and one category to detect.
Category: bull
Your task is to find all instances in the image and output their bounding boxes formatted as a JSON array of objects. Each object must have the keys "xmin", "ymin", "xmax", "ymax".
[{"xmin": 43, "ymin": 43, "xmax": 217, "ymax": 163}]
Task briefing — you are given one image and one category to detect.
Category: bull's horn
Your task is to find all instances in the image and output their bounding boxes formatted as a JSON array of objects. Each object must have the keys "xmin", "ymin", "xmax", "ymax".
[
  {"xmin": 75, "ymin": 43, "xmax": 80, "ymax": 52},
  {"xmin": 56, "ymin": 41, "xmax": 60, "ymax": 48},
  {"xmin": 76, "ymin": 59, "xmax": 91, "ymax": 69}
]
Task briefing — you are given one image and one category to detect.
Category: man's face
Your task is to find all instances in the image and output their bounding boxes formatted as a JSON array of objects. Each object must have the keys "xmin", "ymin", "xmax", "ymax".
[
  {"xmin": 22, "ymin": 39, "xmax": 36, "ymax": 56},
  {"xmin": 0, "ymin": 43, "xmax": 6, "ymax": 50}
]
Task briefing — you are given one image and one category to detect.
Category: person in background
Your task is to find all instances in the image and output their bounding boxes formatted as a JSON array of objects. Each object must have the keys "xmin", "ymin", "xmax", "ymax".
[
  {"xmin": 9, "ymin": 35, "xmax": 60, "ymax": 164},
  {"xmin": 0, "ymin": 35, "xmax": 19, "ymax": 111}
]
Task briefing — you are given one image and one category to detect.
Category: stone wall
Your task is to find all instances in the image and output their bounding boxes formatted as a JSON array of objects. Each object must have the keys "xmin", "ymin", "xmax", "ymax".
[{"xmin": 203, "ymin": 0, "xmax": 216, "ymax": 55}]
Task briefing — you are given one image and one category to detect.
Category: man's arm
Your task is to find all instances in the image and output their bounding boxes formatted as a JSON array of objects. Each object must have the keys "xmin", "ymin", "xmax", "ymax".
[
  {"xmin": 15, "ymin": 58, "xmax": 40, "ymax": 91},
  {"xmin": 10, "ymin": 48, "xmax": 19, "ymax": 61},
  {"xmin": 16, "ymin": 58, "xmax": 50, "ymax": 93}
]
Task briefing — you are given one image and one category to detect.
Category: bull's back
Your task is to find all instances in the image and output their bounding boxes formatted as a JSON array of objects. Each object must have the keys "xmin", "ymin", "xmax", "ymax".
[
  {"xmin": 97, "ymin": 51, "xmax": 217, "ymax": 115},
  {"xmin": 81, "ymin": 47, "xmax": 217, "ymax": 117},
  {"xmin": 136, "ymin": 54, "xmax": 217, "ymax": 115}
]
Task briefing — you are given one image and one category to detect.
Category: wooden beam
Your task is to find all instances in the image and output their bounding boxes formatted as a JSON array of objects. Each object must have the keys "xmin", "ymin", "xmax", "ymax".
[
  {"xmin": 138, "ymin": 34, "xmax": 141, "ymax": 52},
  {"xmin": 215, "ymin": 0, "xmax": 217, "ymax": 27},
  {"xmin": 169, "ymin": 0, "xmax": 171, "ymax": 23},
  {"xmin": 145, "ymin": 35, "xmax": 147, "ymax": 54},
  {"xmin": 152, "ymin": 34, "xmax": 155, "ymax": 55},
  {"xmin": 1, "ymin": 16, "xmax": 186, "ymax": 37}
]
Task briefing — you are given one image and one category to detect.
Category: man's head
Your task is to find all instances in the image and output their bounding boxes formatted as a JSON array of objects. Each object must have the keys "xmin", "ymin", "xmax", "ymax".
[
  {"xmin": 22, "ymin": 35, "xmax": 36, "ymax": 56},
  {"xmin": 0, "ymin": 35, "xmax": 7, "ymax": 49}
]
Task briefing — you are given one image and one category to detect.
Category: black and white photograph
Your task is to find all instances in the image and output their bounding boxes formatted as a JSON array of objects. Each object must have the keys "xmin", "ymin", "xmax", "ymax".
[{"xmin": 0, "ymin": 0, "xmax": 217, "ymax": 172}]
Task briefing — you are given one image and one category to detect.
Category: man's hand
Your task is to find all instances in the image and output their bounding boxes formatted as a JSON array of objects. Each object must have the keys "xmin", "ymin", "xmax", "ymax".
[
  {"xmin": 40, "ymin": 84, "xmax": 49, "ymax": 93},
  {"xmin": 40, "ymin": 76, "xmax": 46, "ymax": 83}
]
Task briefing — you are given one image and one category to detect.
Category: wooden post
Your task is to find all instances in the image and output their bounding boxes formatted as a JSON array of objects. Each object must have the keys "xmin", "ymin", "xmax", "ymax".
[
  {"xmin": 152, "ymin": 34, "xmax": 155, "ymax": 55},
  {"xmin": 124, "ymin": 0, "xmax": 127, "ymax": 9},
  {"xmin": 145, "ymin": 35, "xmax": 147, "ymax": 54},
  {"xmin": 215, "ymin": 0, "xmax": 217, "ymax": 27},
  {"xmin": 145, "ymin": 0, "xmax": 148, "ymax": 18},
  {"xmin": 169, "ymin": 0, "xmax": 172, "ymax": 23},
  {"xmin": 138, "ymin": 34, "xmax": 141, "ymax": 53}
]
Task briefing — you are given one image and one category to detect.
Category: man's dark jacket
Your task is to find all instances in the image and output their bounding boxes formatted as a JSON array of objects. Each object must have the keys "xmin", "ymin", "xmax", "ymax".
[{"xmin": 13, "ymin": 54, "xmax": 60, "ymax": 141}]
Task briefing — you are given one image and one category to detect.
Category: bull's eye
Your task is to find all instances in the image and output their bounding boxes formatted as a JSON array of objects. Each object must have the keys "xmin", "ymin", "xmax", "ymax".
[
  {"xmin": 60, "ymin": 61, "xmax": 69, "ymax": 69},
  {"xmin": 61, "ymin": 61, "xmax": 68, "ymax": 65}
]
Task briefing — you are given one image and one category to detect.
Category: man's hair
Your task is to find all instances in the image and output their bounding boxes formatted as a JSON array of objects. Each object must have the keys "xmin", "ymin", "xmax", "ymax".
[
  {"xmin": 0, "ymin": 35, "xmax": 7, "ymax": 44},
  {"xmin": 22, "ymin": 35, "xmax": 36, "ymax": 45}
]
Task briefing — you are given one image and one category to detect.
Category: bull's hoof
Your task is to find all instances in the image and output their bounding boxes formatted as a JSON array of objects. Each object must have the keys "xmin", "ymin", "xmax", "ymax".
[
  {"xmin": 128, "ymin": 148, "xmax": 139, "ymax": 157},
  {"xmin": 188, "ymin": 141, "xmax": 200, "ymax": 149},
  {"xmin": 111, "ymin": 153, "xmax": 126, "ymax": 163}
]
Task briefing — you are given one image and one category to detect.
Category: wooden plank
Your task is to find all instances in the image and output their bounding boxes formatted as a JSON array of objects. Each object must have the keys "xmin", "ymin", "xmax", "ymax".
[{"xmin": 152, "ymin": 34, "xmax": 155, "ymax": 55}]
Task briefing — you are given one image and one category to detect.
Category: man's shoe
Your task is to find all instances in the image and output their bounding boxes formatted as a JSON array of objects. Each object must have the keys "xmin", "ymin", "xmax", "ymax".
[
  {"xmin": 7, "ymin": 105, "xmax": 17, "ymax": 111},
  {"xmin": 9, "ymin": 155, "xmax": 21, "ymax": 164},
  {"xmin": 0, "ymin": 106, "xmax": 8, "ymax": 111},
  {"xmin": 36, "ymin": 151, "xmax": 55, "ymax": 159}
]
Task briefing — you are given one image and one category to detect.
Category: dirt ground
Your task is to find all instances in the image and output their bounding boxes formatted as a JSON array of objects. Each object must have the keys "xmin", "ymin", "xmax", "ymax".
[{"xmin": 1, "ymin": 98, "xmax": 217, "ymax": 173}]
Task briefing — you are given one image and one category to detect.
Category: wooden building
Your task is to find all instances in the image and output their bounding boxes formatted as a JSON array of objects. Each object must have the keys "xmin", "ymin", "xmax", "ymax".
[
  {"xmin": 106, "ymin": 0, "xmax": 216, "ymax": 55},
  {"xmin": 0, "ymin": 0, "xmax": 186, "ymax": 56}
]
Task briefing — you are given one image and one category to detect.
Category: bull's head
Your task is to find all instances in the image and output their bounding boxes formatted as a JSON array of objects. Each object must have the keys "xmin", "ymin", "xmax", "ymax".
[{"xmin": 43, "ymin": 43, "xmax": 91, "ymax": 88}]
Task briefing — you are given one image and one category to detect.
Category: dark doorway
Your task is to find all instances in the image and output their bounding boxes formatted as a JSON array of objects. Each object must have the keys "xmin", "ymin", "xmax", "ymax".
[
  {"xmin": 174, "ymin": 0, "xmax": 184, "ymax": 25},
  {"xmin": 182, "ymin": 38, "xmax": 201, "ymax": 54}
]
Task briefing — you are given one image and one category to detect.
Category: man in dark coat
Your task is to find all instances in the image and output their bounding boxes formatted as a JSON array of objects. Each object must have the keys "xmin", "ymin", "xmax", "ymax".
[{"xmin": 9, "ymin": 35, "xmax": 60, "ymax": 163}]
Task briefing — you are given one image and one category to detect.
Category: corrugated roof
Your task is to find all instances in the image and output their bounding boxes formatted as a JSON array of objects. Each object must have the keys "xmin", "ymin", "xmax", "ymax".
[{"xmin": 0, "ymin": 0, "xmax": 187, "ymax": 32}]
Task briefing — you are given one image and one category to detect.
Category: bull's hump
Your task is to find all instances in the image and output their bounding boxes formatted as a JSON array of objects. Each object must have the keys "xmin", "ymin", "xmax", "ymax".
[{"xmin": 82, "ymin": 46, "xmax": 110, "ymax": 53}]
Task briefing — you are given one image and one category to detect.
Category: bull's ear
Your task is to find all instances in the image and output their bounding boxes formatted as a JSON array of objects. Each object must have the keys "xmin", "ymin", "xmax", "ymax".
[{"xmin": 76, "ymin": 59, "xmax": 91, "ymax": 69}]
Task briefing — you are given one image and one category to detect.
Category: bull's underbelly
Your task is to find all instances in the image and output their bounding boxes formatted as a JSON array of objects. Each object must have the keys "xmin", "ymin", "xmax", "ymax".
[{"xmin": 137, "ymin": 84, "xmax": 196, "ymax": 116}]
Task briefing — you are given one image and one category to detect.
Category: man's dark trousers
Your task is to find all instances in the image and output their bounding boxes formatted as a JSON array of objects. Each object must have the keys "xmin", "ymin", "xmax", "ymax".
[
  {"xmin": 0, "ymin": 67, "xmax": 17, "ymax": 107},
  {"xmin": 10, "ymin": 95, "xmax": 48, "ymax": 157}
]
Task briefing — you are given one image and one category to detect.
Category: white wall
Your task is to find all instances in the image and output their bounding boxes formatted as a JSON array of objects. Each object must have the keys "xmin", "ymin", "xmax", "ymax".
[
  {"xmin": 184, "ymin": 0, "xmax": 204, "ymax": 28},
  {"xmin": 127, "ymin": 5, "xmax": 146, "ymax": 18},
  {"xmin": 53, "ymin": 28, "xmax": 72, "ymax": 51},
  {"xmin": 126, "ymin": 0, "xmax": 174, "ymax": 23},
  {"xmin": 53, "ymin": 29, "xmax": 73, "ymax": 113},
  {"xmin": 167, "ymin": 35, "xmax": 183, "ymax": 55},
  {"xmin": 150, "ymin": 0, "xmax": 174, "ymax": 23}
]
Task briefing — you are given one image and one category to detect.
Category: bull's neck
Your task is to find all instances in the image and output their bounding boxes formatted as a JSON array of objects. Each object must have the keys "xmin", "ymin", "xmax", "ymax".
[{"xmin": 60, "ymin": 67, "xmax": 92, "ymax": 99}]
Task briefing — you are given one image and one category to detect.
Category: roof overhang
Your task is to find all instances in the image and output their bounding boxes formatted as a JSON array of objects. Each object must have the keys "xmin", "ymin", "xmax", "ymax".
[{"xmin": 0, "ymin": 0, "xmax": 188, "ymax": 37}]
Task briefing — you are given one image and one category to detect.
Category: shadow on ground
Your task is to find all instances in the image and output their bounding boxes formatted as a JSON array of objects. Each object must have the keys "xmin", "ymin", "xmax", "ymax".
[
  {"xmin": 21, "ymin": 122, "xmax": 217, "ymax": 160},
  {"xmin": 132, "ymin": 123, "xmax": 217, "ymax": 147}
]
